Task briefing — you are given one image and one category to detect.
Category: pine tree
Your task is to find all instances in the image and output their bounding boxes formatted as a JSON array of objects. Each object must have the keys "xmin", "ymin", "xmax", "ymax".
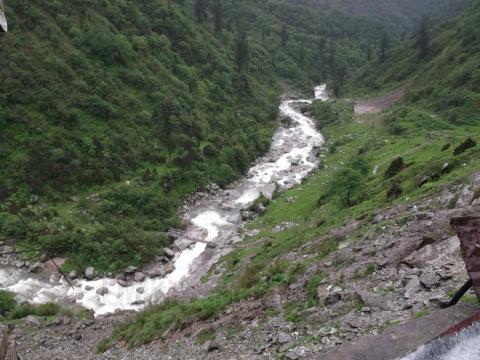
[
  {"xmin": 416, "ymin": 18, "xmax": 430, "ymax": 58},
  {"xmin": 379, "ymin": 31, "xmax": 389, "ymax": 62},
  {"xmin": 280, "ymin": 26, "xmax": 289, "ymax": 48},
  {"xmin": 235, "ymin": 30, "xmax": 249, "ymax": 70},
  {"xmin": 194, "ymin": 0, "xmax": 207, "ymax": 23},
  {"xmin": 212, "ymin": 0, "xmax": 224, "ymax": 33}
]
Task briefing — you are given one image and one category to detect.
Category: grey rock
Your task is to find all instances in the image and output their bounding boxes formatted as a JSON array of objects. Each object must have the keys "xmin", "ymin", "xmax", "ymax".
[
  {"xmin": 96, "ymin": 287, "xmax": 109, "ymax": 296},
  {"xmin": 24, "ymin": 315, "xmax": 42, "ymax": 327},
  {"xmin": 405, "ymin": 275, "xmax": 421, "ymax": 299},
  {"xmin": 256, "ymin": 205, "xmax": 266, "ymax": 214},
  {"xmin": 85, "ymin": 286, "xmax": 93, "ymax": 291},
  {"xmin": 163, "ymin": 247, "xmax": 175, "ymax": 258},
  {"xmin": 68, "ymin": 270, "xmax": 78, "ymax": 280},
  {"xmin": 164, "ymin": 263, "xmax": 175, "ymax": 274},
  {"xmin": 287, "ymin": 346, "xmax": 308, "ymax": 360},
  {"xmin": 136, "ymin": 287, "xmax": 144, "ymax": 294},
  {"xmin": 28, "ymin": 262, "xmax": 42, "ymax": 273},
  {"xmin": 456, "ymin": 186, "xmax": 474, "ymax": 208},
  {"xmin": 277, "ymin": 331, "xmax": 292, "ymax": 344},
  {"xmin": 419, "ymin": 267, "xmax": 440, "ymax": 289},
  {"xmin": 85, "ymin": 267, "xmax": 95, "ymax": 280},
  {"xmin": 134, "ymin": 272, "xmax": 146, "ymax": 282},
  {"xmin": 207, "ymin": 242, "xmax": 217, "ymax": 249},
  {"xmin": 324, "ymin": 293, "xmax": 342, "ymax": 306},
  {"xmin": 354, "ymin": 291, "xmax": 390, "ymax": 310},
  {"xmin": 117, "ymin": 279, "xmax": 128, "ymax": 287},
  {"xmin": 125, "ymin": 266, "xmax": 138, "ymax": 274}
]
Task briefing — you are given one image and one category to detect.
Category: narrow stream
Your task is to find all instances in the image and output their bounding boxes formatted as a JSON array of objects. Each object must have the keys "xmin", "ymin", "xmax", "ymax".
[{"xmin": 0, "ymin": 85, "xmax": 329, "ymax": 316}]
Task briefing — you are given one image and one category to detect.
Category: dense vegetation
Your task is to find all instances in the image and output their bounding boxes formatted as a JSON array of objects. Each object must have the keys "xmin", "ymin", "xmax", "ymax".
[
  {"xmin": 109, "ymin": 1, "xmax": 480, "ymax": 348},
  {"xmin": 350, "ymin": 0, "xmax": 480, "ymax": 124},
  {"xmin": 290, "ymin": 0, "xmax": 472, "ymax": 33},
  {"xmin": 0, "ymin": 0, "xmax": 385, "ymax": 272}
]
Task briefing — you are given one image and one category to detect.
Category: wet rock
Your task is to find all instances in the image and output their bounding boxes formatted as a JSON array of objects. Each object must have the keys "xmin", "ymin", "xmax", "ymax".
[
  {"xmin": 117, "ymin": 279, "xmax": 128, "ymax": 287},
  {"xmin": 207, "ymin": 242, "xmax": 217, "ymax": 249},
  {"xmin": 125, "ymin": 266, "xmax": 138, "ymax": 274},
  {"xmin": 85, "ymin": 286, "xmax": 93, "ymax": 291},
  {"xmin": 131, "ymin": 300, "xmax": 145, "ymax": 306},
  {"xmin": 163, "ymin": 247, "xmax": 175, "ymax": 258},
  {"xmin": 15, "ymin": 261, "xmax": 25, "ymax": 269},
  {"xmin": 85, "ymin": 267, "xmax": 95, "ymax": 280},
  {"xmin": 136, "ymin": 287, "xmax": 144, "ymax": 294},
  {"xmin": 164, "ymin": 263, "xmax": 175, "ymax": 274},
  {"xmin": 134, "ymin": 272, "xmax": 146, "ymax": 282},
  {"xmin": 28, "ymin": 262, "xmax": 42, "ymax": 273},
  {"xmin": 96, "ymin": 287, "xmax": 109, "ymax": 296},
  {"xmin": 419, "ymin": 267, "xmax": 440, "ymax": 289},
  {"xmin": 68, "ymin": 270, "xmax": 78, "ymax": 280}
]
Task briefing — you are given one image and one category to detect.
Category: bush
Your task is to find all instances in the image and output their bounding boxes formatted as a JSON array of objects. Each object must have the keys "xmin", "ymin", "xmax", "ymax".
[
  {"xmin": 454, "ymin": 137, "xmax": 477, "ymax": 155},
  {"xmin": 387, "ymin": 182, "xmax": 402, "ymax": 201},
  {"xmin": 328, "ymin": 168, "xmax": 364, "ymax": 207},
  {"xmin": 384, "ymin": 157, "xmax": 405, "ymax": 179},
  {"xmin": 0, "ymin": 290, "xmax": 17, "ymax": 317}
]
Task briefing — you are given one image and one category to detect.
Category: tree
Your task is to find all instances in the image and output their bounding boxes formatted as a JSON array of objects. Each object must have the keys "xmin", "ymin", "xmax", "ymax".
[
  {"xmin": 280, "ymin": 25, "xmax": 289, "ymax": 48},
  {"xmin": 329, "ymin": 168, "xmax": 364, "ymax": 207},
  {"xmin": 379, "ymin": 31, "xmax": 389, "ymax": 62},
  {"xmin": 212, "ymin": 0, "xmax": 224, "ymax": 33},
  {"xmin": 194, "ymin": 0, "xmax": 207, "ymax": 23},
  {"xmin": 235, "ymin": 30, "xmax": 249, "ymax": 70},
  {"xmin": 416, "ymin": 18, "xmax": 430, "ymax": 58}
]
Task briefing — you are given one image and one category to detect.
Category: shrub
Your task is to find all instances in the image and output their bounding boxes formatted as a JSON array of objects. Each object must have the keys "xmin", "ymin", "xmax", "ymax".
[
  {"xmin": 453, "ymin": 137, "xmax": 477, "ymax": 155},
  {"xmin": 0, "ymin": 290, "xmax": 17, "ymax": 317},
  {"xmin": 328, "ymin": 168, "xmax": 364, "ymax": 207},
  {"xmin": 387, "ymin": 182, "xmax": 402, "ymax": 200},
  {"xmin": 384, "ymin": 157, "xmax": 405, "ymax": 179}
]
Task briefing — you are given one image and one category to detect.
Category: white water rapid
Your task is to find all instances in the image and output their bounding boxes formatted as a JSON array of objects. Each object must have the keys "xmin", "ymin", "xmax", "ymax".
[{"xmin": 0, "ymin": 85, "xmax": 328, "ymax": 316}]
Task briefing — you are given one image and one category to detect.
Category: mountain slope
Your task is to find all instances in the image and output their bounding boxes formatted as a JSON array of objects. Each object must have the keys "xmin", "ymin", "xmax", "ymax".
[
  {"xmin": 0, "ymin": 0, "xmax": 383, "ymax": 272},
  {"xmin": 351, "ymin": 0, "xmax": 480, "ymax": 123},
  {"xmin": 289, "ymin": 0, "xmax": 472, "ymax": 33}
]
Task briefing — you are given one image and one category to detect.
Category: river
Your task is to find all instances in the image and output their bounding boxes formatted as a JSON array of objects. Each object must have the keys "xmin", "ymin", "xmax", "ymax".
[{"xmin": 0, "ymin": 85, "xmax": 328, "ymax": 316}]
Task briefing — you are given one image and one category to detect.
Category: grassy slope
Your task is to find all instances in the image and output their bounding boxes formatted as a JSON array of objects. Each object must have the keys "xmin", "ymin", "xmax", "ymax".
[{"xmin": 108, "ymin": 1, "xmax": 480, "ymax": 349}]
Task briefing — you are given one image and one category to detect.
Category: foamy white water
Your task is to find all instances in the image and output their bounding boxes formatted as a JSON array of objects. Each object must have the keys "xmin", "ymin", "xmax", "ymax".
[{"xmin": 0, "ymin": 85, "xmax": 328, "ymax": 316}]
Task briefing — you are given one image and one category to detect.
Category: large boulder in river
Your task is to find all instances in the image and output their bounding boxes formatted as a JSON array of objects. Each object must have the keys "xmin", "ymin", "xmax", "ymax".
[
  {"xmin": 96, "ymin": 287, "xmax": 109, "ymax": 296},
  {"xmin": 134, "ymin": 272, "xmax": 146, "ymax": 282},
  {"xmin": 85, "ymin": 267, "xmax": 95, "ymax": 280}
]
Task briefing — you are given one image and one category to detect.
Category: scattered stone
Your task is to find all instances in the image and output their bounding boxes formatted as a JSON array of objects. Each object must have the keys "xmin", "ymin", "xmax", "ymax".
[
  {"xmin": 419, "ymin": 267, "xmax": 440, "ymax": 289},
  {"xmin": 456, "ymin": 186, "xmax": 474, "ymax": 208},
  {"xmin": 85, "ymin": 267, "xmax": 95, "ymax": 280},
  {"xmin": 131, "ymin": 300, "xmax": 145, "ymax": 306},
  {"xmin": 405, "ymin": 276, "xmax": 421, "ymax": 299},
  {"xmin": 136, "ymin": 287, "xmax": 144, "ymax": 294},
  {"xmin": 207, "ymin": 242, "xmax": 217, "ymax": 249},
  {"xmin": 96, "ymin": 287, "xmax": 109, "ymax": 296},
  {"xmin": 68, "ymin": 270, "xmax": 78, "ymax": 280},
  {"xmin": 134, "ymin": 272, "xmax": 146, "ymax": 282},
  {"xmin": 85, "ymin": 286, "xmax": 93, "ymax": 291},
  {"xmin": 287, "ymin": 346, "xmax": 308, "ymax": 360},
  {"xmin": 324, "ymin": 293, "xmax": 342, "ymax": 306},
  {"xmin": 206, "ymin": 340, "xmax": 222, "ymax": 352},
  {"xmin": 276, "ymin": 331, "xmax": 292, "ymax": 344}
]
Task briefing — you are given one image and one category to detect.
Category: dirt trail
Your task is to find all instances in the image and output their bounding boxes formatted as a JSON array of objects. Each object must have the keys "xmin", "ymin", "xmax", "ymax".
[{"xmin": 355, "ymin": 85, "xmax": 408, "ymax": 114}]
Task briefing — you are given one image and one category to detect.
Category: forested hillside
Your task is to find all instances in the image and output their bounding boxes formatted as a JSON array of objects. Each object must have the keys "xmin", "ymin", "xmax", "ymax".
[
  {"xmin": 350, "ymin": 0, "xmax": 480, "ymax": 123},
  {"xmin": 0, "ymin": 0, "xmax": 384, "ymax": 272},
  {"xmin": 290, "ymin": 0, "xmax": 472, "ymax": 33}
]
